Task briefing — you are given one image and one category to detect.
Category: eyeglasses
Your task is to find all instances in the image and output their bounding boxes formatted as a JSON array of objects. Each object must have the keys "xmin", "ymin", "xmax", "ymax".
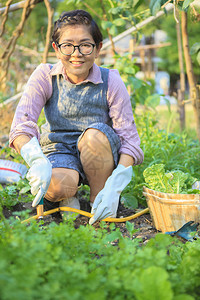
[{"xmin": 56, "ymin": 42, "xmax": 96, "ymax": 56}]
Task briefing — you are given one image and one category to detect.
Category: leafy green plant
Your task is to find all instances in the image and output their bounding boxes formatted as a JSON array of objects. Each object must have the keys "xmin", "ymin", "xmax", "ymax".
[
  {"xmin": 37, "ymin": 108, "xmax": 46, "ymax": 130},
  {"xmin": 123, "ymin": 110, "xmax": 200, "ymax": 207},
  {"xmin": 0, "ymin": 218, "xmax": 200, "ymax": 300},
  {"xmin": 0, "ymin": 178, "xmax": 33, "ymax": 209},
  {"xmin": 77, "ymin": 184, "xmax": 90, "ymax": 202},
  {"xmin": 136, "ymin": 110, "xmax": 200, "ymax": 176},
  {"xmin": 105, "ymin": 54, "xmax": 155, "ymax": 109},
  {"xmin": 0, "ymin": 143, "xmax": 24, "ymax": 164},
  {"xmin": 190, "ymin": 42, "xmax": 200, "ymax": 65},
  {"xmin": 143, "ymin": 163, "xmax": 199, "ymax": 194},
  {"xmin": 126, "ymin": 221, "xmax": 139, "ymax": 239}
]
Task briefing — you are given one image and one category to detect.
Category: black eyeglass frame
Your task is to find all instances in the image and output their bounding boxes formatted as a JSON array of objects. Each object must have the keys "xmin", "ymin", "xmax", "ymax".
[{"xmin": 56, "ymin": 42, "xmax": 96, "ymax": 56}]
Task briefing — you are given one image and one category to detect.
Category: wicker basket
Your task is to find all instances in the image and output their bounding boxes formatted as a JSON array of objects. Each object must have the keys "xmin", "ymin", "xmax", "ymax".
[{"xmin": 143, "ymin": 186, "xmax": 200, "ymax": 233}]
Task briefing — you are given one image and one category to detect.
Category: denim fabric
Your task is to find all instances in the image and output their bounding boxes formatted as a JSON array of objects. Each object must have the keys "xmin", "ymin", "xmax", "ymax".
[{"xmin": 40, "ymin": 67, "xmax": 121, "ymax": 182}]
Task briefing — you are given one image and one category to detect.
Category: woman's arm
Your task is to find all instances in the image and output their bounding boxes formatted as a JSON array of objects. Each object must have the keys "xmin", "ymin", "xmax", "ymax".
[
  {"xmin": 107, "ymin": 69, "xmax": 144, "ymax": 166},
  {"xmin": 118, "ymin": 153, "xmax": 134, "ymax": 167},
  {"xmin": 13, "ymin": 135, "xmax": 31, "ymax": 154},
  {"xmin": 9, "ymin": 63, "xmax": 53, "ymax": 149}
]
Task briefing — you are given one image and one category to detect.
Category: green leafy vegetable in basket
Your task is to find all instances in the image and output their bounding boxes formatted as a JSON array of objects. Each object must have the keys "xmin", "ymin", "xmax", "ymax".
[{"xmin": 143, "ymin": 164, "xmax": 199, "ymax": 194}]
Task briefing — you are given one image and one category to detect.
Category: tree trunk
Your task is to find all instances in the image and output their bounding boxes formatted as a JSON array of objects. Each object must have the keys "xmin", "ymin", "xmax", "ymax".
[
  {"xmin": 42, "ymin": 0, "xmax": 54, "ymax": 64},
  {"xmin": 0, "ymin": 0, "xmax": 36, "ymax": 92},
  {"xmin": 99, "ymin": 0, "xmax": 116, "ymax": 57},
  {"xmin": 176, "ymin": 10, "xmax": 185, "ymax": 131},
  {"xmin": 140, "ymin": 49, "xmax": 146, "ymax": 80},
  {"xmin": 0, "ymin": 0, "xmax": 43, "ymax": 14},
  {"xmin": 181, "ymin": 11, "xmax": 200, "ymax": 140}
]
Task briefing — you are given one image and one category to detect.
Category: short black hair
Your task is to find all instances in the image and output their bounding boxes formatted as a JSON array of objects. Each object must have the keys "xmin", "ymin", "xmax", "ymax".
[{"xmin": 52, "ymin": 10, "xmax": 103, "ymax": 46}]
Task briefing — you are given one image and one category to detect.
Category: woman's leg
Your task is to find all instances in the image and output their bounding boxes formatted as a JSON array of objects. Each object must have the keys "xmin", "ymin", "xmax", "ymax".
[
  {"xmin": 78, "ymin": 128, "xmax": 114, "ymax": 203},
  {"xmin": 45, "ymin": 168, "xmax": 79, "ymax": 202}
]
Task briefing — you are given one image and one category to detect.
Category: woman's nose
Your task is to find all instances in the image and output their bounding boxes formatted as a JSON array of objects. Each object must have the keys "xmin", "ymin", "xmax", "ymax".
[{"xmin": 72, "ymin": 47, "xmax": 82, "ymax": 56}]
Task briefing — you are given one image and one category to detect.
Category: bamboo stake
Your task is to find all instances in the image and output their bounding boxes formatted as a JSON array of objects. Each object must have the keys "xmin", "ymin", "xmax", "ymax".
[
  {"xmin": 42, "ymin": 0, "xmax": 54, "ymax": 63},
  {"xmin": 181, "ymin": 11, "xmax": 200, "ymax": 140},
  {"xmin": 0, "ymin": 0, "xmax": 13, "ymax": 37},
  {"xmin": 0, "ymin": 0, "xmax": 43, "ymax": 14}
]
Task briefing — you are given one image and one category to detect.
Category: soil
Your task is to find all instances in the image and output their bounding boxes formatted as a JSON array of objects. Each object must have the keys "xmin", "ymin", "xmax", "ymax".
[{"xmin": 2, "ymin": 192, "xmax": 158, "ymax": 242}]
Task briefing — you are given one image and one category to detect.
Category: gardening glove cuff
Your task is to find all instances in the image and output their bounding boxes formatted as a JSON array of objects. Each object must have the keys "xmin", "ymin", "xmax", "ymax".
[
  {"xmin": 89, "ymin": 164, "xmax": 133, "ymax": 225},
  {"xmin": 21, "ymin": 137, "xmax": 52, "ymax": 207}
]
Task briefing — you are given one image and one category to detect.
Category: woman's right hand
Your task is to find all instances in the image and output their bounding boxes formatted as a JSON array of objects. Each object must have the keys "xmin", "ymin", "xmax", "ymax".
[{"xmin": 20, "ymin": 137, "xmax": 52, "ymax": 207}]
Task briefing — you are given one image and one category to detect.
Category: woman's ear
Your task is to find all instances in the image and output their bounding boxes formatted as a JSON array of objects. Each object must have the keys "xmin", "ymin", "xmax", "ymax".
[
  {"xmin": 52, "ymin": 42, "xmax": 58, "ymax": 51},
  {"xmin": 52, "ymin": 42, "xmax": 61, "ymax": 59},
  {"xmin": 95, "ymin": 42, "xmax": 103, "ymax": 58}
]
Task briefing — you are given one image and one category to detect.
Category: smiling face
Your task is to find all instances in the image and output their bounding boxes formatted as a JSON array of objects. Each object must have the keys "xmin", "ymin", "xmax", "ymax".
[{"xmin": 52, "ymin": 25, "xmax": 102, "ymax": 84}]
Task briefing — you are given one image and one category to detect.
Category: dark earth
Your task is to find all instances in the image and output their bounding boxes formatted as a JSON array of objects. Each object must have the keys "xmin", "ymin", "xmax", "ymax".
[{"xmin": 2, "ymin": 195, "xmax": 157, "ymax": 242}]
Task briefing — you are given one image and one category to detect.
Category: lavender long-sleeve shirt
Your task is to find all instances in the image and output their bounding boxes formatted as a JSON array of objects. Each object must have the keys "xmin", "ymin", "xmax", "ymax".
[{"xmin": 9, "ymin": 61, "xmax": 144, "ymax": 165}]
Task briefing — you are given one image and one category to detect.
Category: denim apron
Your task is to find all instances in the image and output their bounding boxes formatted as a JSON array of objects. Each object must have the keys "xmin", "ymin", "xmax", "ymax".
[{"xmin": 40, "ymin": 67, "xmax": 120, "ymax": 173}]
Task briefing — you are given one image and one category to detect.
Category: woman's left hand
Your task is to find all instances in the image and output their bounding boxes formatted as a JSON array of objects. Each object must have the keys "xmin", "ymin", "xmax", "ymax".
[{"xmin": 89, "ymin": 164, "xmax": 133, "ymax": 225}]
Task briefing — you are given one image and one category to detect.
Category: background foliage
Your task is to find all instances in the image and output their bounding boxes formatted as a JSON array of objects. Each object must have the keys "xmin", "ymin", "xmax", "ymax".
[{"xmin": 154, "ymin": 14, "xmax": 200, "ymax": 78}]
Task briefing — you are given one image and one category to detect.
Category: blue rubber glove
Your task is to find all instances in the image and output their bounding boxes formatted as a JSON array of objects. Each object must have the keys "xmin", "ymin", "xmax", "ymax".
[
  {"xmin": 21, "ymin": 137, "xmax": 52, "ymax": 207},
  {"xmin": 89, "ymin": 164, "xmax": 133, "ymax": 225}
]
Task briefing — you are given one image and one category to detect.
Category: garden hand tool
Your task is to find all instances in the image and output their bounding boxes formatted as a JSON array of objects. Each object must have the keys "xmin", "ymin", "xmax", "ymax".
[
  {"xmin": 21, "ymin": 137, "xmax": 52, "ymax": 207},
  {"xmin": 192, "ymin": 181, "xmax": 200, "ymax": 190},
  {"xmin": 165, "ymin": 221, "xmax": 200, "ymax": 241},
  {"xmin": 36, "ymin": 197, "xmax": 44, "ymax": 219},
  {"xmin": 89, "ymin": 164, "xmax": 133, "ymax": 225}
]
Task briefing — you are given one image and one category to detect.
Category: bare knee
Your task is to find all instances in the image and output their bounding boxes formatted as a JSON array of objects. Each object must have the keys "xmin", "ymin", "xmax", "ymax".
[
  {"xmin": 45, "ymin": 168, "xmax": 79, "ymax": 202},
  {"xmin": 78, "ymin": 128, "xmax": 111, "ymax": 154},
  {"xmin": 78, "ymin": 128, "xmax": 114, "ymax": 181}
]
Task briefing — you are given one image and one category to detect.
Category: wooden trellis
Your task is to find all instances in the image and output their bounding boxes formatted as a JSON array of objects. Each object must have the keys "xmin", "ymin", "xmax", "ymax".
[{"xmin": 0, "ymin": 0, "xmax": 53, "ymax": 92}]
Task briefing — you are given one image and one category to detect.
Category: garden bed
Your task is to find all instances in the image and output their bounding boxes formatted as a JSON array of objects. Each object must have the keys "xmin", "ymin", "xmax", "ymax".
[{"xmin": 2, "ymin": 192, "xmax": 157, "ymax": 243}]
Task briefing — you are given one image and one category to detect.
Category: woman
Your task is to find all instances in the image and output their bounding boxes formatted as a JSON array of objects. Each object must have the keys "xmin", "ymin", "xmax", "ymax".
[{"xmin": 9, "ymin": 9, "xmax": 144, "ymax": 224}]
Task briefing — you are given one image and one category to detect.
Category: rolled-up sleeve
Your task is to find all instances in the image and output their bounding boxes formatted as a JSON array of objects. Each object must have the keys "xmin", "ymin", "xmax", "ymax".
[
  {"xmin": 9, "ymin": 64, "xmax": 52, "ymax": 149},
  {"xmin": 107, "ymin": 69, "xmax": 144, "ymax": 165}
]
